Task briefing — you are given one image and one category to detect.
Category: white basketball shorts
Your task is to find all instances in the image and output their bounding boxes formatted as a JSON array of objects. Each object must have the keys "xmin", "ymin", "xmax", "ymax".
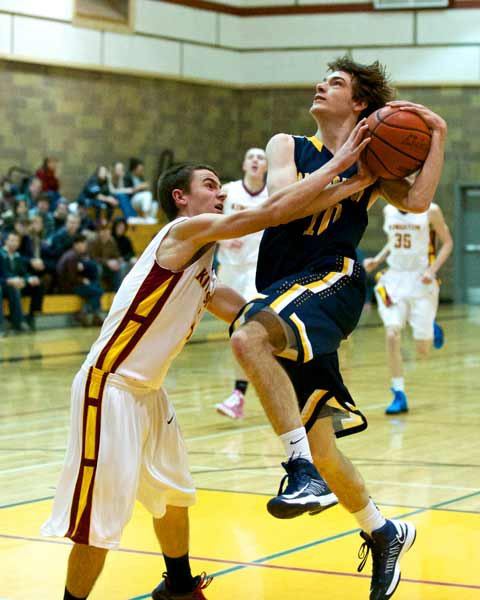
[
  {"xmin": 41, "ymin": 367, "xmax": 195, "ymax": 549},
  {"xmin": 218, "ymin": 262, "xmax": 258, "ymax": 301},
  {"xmin": 375, "ymin": 272, "xmax": 439, "ymax": 340}
]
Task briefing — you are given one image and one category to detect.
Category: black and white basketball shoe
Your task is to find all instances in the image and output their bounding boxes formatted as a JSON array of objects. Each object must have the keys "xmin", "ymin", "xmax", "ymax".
[
  {"xmin": 266, "ymin": 457, "xmax": 338, "ymax": 519},
  {"xmin": 357, "ymin": 519, "xmax": 417, "ymax": 599}
]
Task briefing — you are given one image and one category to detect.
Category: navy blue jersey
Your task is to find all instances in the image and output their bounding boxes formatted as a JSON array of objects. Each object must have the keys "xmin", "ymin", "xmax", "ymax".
[{"xmin": 256, "ymin": 135, "xmax": 375, "ymax": 292}]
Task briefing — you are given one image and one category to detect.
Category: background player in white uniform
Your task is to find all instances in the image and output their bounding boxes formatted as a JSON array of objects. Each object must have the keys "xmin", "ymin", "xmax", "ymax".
[
  {"xmin": 216, "ymin": 147, "xmax": 268, "ymax": 419},
  {"xmin": 42, "ymin": 127, "xmax": 372, "ymax": 600},
  {"xmin": 364, "ymin": 203, "xmax": 453, "ymax": 414}
]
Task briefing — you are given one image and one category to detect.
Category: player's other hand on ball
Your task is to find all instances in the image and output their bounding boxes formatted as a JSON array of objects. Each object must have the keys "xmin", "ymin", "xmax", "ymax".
[
  {"xmin": 387, "ymin": 101, "xmax": 447, "ymax": 137},
  {"xmin": 333, "ymin": 118, "xmax": 371, "ymax": 172}
]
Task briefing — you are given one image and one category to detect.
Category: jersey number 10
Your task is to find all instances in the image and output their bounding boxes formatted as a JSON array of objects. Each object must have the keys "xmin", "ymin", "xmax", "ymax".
[{"xmin": 304, "ymin": 204, "xmax": 343, "ymax": 236}]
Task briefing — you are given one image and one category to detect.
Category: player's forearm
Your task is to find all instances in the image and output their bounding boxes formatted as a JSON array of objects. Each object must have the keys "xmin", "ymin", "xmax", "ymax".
[
  {"xmin": 264, "ymin": 160, "xmax": 341, "ymax": 220},
  {"xmin": 402, "ymin": 130, "xmax": 446, "ymax": 213},
  {"xmin": 207, "ymin": 284, "xmax": 246, "ymax": 323},
  {"xmin": 430, "ymin": 239, "xmax": 453, "ymax": 275},
  {"xmin": 290, "ymin": 174, "xmax": 373, "ymax": 221}
]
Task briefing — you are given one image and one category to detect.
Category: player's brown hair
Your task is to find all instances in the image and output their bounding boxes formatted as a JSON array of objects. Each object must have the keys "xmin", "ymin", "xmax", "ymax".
[
  {"xmin": 157, "ymin": 163, "xmax": 220, "ymax": 221},
  {"xmin": 327, "ymin": 55, "xmax": 396, "ymax": 120}
]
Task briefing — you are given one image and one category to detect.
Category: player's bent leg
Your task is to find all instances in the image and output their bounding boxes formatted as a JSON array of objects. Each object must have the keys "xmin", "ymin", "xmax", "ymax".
[
  {"xmin": 65, "ymin": 543, "xmax": 108, "ymax": 599},
  {"xmin": 152, "ymin": 507, "xmax": 212, "ymax": 600},
  {"xmin": 308, "ymin": 418, "xmax": 369, "ymax": 513},
  {"xmin": 231, "ymin": 317, "xmax": 335, "ymax": 519},
  {"xmin": 231, "ymin": 318, "xmax": 302, "ymax": 435}
]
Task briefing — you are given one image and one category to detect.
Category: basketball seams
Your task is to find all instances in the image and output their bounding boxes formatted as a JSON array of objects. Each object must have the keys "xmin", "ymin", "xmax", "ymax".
[
  {"xmin": 378, "ymin": 108, "xmax": 431, "ymax": 137},
  {"xmin": 364, "ymin": 145, "xmax": 399, "ymax": 179},
  {"xmin": 369, "ymin": 129, "xmax": 425, "ymax": 165}
]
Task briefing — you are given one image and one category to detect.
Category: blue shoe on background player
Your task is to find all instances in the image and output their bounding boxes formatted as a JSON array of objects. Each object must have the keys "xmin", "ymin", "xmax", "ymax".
[
  {"xmin": 267, "ymin": 457, "xmax": 338, "ymax": 519},
  {"xmin": 433, "ymin": 321, "xmax": 444, "ymax": 349},
  {"xmin": 357, "ymin": 519, "xmax": 416, "ymax": 599},
  {"xmin": 385, "ymin": 389, "xmax": 408, "ymax": 415}
]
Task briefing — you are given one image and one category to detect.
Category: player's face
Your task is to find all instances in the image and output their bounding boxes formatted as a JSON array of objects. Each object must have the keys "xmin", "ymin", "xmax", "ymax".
[
  {"xmin": 310, "ymin": 71, "xmax": 363, "ymax": 119},
  {"xmin": 243, "ymin": 149, "xmax": 267, "ymax": 178},
  {"xmin": 186, "ymin": 170, "xmax": 226, "ymax": 216}
]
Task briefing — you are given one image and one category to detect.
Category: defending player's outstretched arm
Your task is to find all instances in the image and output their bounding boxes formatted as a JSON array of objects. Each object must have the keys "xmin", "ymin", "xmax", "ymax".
[
  {"xmin": 374, "ymin": 101, "xmax": 447, "ymax": 214},
  {"xmin": 174, "ymin": 119, "xmax": 371, "ymax": 251}
]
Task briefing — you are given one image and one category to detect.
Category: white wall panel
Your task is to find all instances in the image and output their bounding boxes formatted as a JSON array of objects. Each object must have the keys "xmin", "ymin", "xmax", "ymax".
[
  {"xmin": 13, "ymin": 16, "xmax": 101, "ymax": 65},
  {"xmin": 353, "ymin": 47, "xmax": 480, "ymax": 83},
  {"xmin": 136, "ymin": 0, "xmax": 216, "ymax": 45},
  {"xmin": 105, "ymin": 32, "xmax": 181, "ymax": 76},
  {"xmin": 0, "ymin": 12, "xmax": 11, "ymax": 54},
  {"xmin": 219, "ymin": 12, "xmax": 414, "ymax": 48},
  {"xmin": 242, "ymin": 48, "xmax": 348, "ymax": 85},
  {"xmin": 417, "ymin": 10, "xmax": 480, "ymax": 45},
  {"xmin": 0, "ymin": 0, "xmax": 73, "ymax": 21},
  {"xmin": 183, "ymin": 43, "xmax": 242, "ymax": 83}
]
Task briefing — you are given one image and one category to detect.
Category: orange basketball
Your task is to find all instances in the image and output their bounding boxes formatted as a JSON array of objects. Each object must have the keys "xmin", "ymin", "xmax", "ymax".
[{"xmin": 363, "ymin": 106, "xmax": 431, "ymax": 180}]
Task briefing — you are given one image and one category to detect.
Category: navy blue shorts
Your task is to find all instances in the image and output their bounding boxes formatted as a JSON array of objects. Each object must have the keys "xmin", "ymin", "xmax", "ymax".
[{"xmin": 230, "ymin": 256, "xmax": 368, "ymax": 437}]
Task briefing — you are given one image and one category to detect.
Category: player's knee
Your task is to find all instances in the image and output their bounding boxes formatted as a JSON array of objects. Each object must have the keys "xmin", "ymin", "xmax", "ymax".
[
  {"xmin": 231, "ymin": 323, "xmax": 268, "ymax": 360},
  {"xmin": 386, "ymin": 327, "xmax": 400, "ymax": 342}
]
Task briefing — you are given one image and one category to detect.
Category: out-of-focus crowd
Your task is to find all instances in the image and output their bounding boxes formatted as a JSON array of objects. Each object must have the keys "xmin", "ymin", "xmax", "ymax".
[{"xmin": 0, "ymin": 157, "xmax": 155, "ymax": 335}]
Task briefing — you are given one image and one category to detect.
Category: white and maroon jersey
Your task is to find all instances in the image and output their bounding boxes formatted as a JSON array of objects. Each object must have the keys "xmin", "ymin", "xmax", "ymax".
[
  {"xmin": 384, "ymin": 204, "xmax": 436, "ymax": 272},
  {"xmin": 83, "ymin": 217, "xmax": 216, "ymax": 389},
  {"xmin": 217, "ymin": 179, "xmax": 268, "ymax": 267}
]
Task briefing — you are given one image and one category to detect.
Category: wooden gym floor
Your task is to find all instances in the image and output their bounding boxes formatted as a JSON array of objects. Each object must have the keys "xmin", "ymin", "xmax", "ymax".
[{"xmin": 1, "ymin": 304, "xmax": 479, "ymax": 599}]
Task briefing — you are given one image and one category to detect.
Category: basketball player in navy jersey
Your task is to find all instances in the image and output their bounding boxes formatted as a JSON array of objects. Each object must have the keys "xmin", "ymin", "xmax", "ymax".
[{"xmin": 230, "ymin": 56, "xmax": 447, "ymax": 599}]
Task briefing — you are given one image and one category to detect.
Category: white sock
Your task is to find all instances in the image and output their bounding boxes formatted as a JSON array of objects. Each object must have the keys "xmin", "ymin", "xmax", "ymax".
[
  {"xmin": 280, "ymin": 426, "xmax": 313, "ymax": 462},
  {"xmin": 353, "ymin": 499, "xmax": 386, "ymax": 535},
  {"xmin": 391, "ymin": 377, "xmax": 405, "ymax": 392}
]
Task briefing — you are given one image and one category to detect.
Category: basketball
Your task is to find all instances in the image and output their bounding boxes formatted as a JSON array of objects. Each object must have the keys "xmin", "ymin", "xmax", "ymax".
[{"xmin": 363, "ymin": 106, "xmax": 432, "ymax": 180}]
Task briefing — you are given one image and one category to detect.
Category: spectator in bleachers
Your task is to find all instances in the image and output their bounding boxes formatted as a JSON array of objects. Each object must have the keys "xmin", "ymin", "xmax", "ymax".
[
  {"xmin": 89, "ymin": 224, "xmax": 126, "ymax": 291},
  {"xmin": 78, "ymin": 166, "xmax": 118, "ymax": 223},
  {"xmin": 29, "ymin": 193, "xmax": 55, "ymax": 238},
  {"xmin": 76, "ymin": 204, "xmax": 97, "ymax": 235},
  {"xmin": 13, "ymin": 219, "xmax": 34, "ymax": 259},
  {"xmin": 0, "ymin": 178, "xmax": 16, "ymax": 228},
  {"xmin": 0, "ymin": 231, "xmax": 45, "ymax": 332},
  {"xmin": 57, "ymin": 233, "xmax": 103, "ymax": 327},
  {"xmin": 44, "ymin": 213, "xmax": 81, "ymax": 278},
  {"xmin": 19, "ymin": 176, "xmax": 42, "ymax": 210},
  {"xmin": 35, "ymin": 157, "xmax": 62, "ymax": 207},
  {"xmin": 53, "ymin": 198, "xmax": 69, "ymax": 231},
  {"xmin": 109, "ymin": 162, "xmax": 137, "ymax": 220},
  {"xmin": 125, "ymin": 158, "xmax": 157, "ymax": 222},
  {"xmin": 20, "ymin": 217, "xmax": 48, "ymax": 281},
  {"xmin": 15, "ymin": 197, "xmax": 29, "ymax": 221},
  {"xmin": 112, "ymin": 217, "xmax": 136, "ymax": 267}
]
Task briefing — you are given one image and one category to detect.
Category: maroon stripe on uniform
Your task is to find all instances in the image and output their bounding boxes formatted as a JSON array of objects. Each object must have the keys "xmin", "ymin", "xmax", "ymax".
[{"xmin": 96, "ymin": 262, "xmax": 181, "ymax": 372}]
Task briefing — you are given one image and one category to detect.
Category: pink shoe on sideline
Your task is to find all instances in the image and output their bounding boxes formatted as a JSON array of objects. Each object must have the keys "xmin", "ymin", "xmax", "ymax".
[{"xmin": 215, "ymin": 390, "xmax": 245, "ymax": 419}]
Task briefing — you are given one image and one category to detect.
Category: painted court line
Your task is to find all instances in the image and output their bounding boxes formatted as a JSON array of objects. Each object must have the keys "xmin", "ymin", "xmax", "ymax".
[
  {"xmin": 2, "ymin": 532, "xmax": 479, "ymax": 597},
  {"xmin": 129, "ymin": 488, "xmax": 480, "ymax": 599}
]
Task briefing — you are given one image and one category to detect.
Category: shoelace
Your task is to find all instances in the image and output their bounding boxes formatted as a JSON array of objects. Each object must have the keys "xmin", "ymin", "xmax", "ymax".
[
  {"xmin": 357, "ymin": 535, "xmax": 371, "ymax": 573},
  {"xmin": 195, "ymin": 572, "xmax": 213, "ymax": 590}
]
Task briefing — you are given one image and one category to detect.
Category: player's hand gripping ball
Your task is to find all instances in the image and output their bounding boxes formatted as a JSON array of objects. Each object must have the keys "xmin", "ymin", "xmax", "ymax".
[{"xmin": 362, "ymin": 106, "xmax": 431, "ymax": 180}]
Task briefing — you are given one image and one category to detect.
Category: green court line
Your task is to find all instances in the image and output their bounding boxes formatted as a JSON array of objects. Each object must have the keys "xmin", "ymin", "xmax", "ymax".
[
  {"xmin": 128, "ymin": 488, "xmax": 480, "ymax": 600},
  {"xmin": 0, "ymin": 495, "xmax": 54, "ymax": 510}
]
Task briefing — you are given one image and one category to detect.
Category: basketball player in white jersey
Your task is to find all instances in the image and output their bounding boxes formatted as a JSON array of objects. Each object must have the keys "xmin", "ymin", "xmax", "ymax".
[
  {"xmin": 42, "ymin": 122, "xmax": 374, "ymax": 600},
  {"xmin": 364, "ymin": 203, "xmax": 452, "ymax": 414},
  {"xmin": 216, "ymin": 147, "xmax": 268, "ymax": 419}
]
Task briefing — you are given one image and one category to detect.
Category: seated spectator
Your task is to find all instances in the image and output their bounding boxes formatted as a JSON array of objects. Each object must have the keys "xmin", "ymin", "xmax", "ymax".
[
  {"xmin": 0, "ymin": 178, "xmax": 16, "ymax": 231},
  {"xmin": 89, "ymin": 224, "xmax": 127, "ymax": 291},
  {"xmin": 18, "ymin": 176, "xmax": 42, "ymax": 210},
  {"xmin": 13, "ymin": 219, "xmax": 34, "ymax": 260},
  {"xmin": 109, "ymin": 162, "xmax": 137, "ymax": 220},
  {"xmin": 112, "ymin": 217, "xmax": 137, "ymax": 266},
  {"xmin": 15, "ymin": 197, "xmax": 29, "ymax": 221},
  {"xmin": 56, "ymin": 234, "xmax": 103, "ymax": 327},
  {"xmin": 76, "ymin": 204, "xmax": 97, "ymax": 236},
  {"xmin": 77, "ymin": 166, "xmax": 118, "ymax": 222},
  {"xmin": 0, "ymin": 231, "xmax": 45, "ymax": 332},
  {"xmin": 53, "ymin": 198, "xmax": 69, "ymax": 231},
  {"xmin": 44, "ymin": 213, "xmax": 81, "ymax": 279},
  {"xmin": 125, "ymin": 158, "xmax": 157, "ymax": 222},
  {"xmin": 35, "ymin": 157, "xmax": 62, "ymax": 208},
  {"xmin": 29, "ymin": 193, "xmax": 55, "ymax": 238}
]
